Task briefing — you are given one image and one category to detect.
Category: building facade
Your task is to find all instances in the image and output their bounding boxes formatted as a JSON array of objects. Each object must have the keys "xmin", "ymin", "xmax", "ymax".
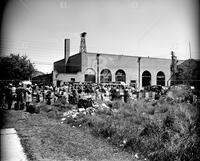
[{"xmin": 53, "ymin": 33, "xmax": 183, "ymax": 89}]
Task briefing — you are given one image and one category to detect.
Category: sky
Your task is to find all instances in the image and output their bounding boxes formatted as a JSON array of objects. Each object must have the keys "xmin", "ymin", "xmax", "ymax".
[{"xmin": 1, "ymin": 0, "xmax": 199, "ymax": 73}]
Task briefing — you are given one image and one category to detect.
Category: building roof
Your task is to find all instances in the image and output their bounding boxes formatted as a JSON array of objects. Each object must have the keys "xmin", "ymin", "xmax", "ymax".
[
  {"xmin": 54, "ymin": 59, "xmax": 65, "ymax": 64},
  {"xmin": 54, "ymin": 50, "xmax": 186, "ymax": 64},
  {"xmin": 86, "ymin": 52, "xmax": 178, "ymax": 61}
]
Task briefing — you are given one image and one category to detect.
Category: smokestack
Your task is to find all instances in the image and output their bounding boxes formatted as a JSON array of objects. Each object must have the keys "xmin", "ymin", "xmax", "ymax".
[
  {"xmin": 64, "ymin": 39, "xmax": 70, "ymax": 64},
  {"xmin": 79, "ymin": 32, "xmax": 87, "ymax": 53}
]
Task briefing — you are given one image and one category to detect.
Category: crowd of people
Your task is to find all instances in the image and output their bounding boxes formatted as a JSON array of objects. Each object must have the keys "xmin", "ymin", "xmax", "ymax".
[
  {"xmin": 0, "ymin": 81, "xmax": 147, "ymax": 110},
  {"xmin": 1, "ymin": 80, "xmax": 196, "ymax": 110}
]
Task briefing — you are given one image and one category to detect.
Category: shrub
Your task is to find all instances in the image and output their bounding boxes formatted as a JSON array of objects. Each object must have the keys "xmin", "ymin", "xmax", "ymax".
[
  {"xmin": 41, "ymin": 105, "xmax": 54, "ymax": 113},
  {"xmin": 95, "ymin": 108, "xmax": 113, "ymax": 116},
  {"xmin": 178, "ymin": 134, "xmax": 200, "ymax": 161},
  {"xmin": 85, "ymin": 115, "xmax": 110, "ymax": 136},
  {"xmin": 154, "ymin": 102, "xmax": 169, "ymax": 113},
  {"xmin": 139, "ymin": 122, "xmax": 161, "ymax": 137},
  {"xmin": 147, "ymin": 107, "xmax": 155, "ymax": 115},
  {"xmin": 111, "ymin": 100, "xmax": 125, "ymax": 109}
]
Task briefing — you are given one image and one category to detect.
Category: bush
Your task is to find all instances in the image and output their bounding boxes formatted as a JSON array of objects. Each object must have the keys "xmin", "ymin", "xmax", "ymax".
[
  {"xmin": 85, "ymin": 115, "xmax": 116, "ymax": 138},
  {"xmin": 111, "ymin": 100, "xmax": 125, "ymax": 109}
]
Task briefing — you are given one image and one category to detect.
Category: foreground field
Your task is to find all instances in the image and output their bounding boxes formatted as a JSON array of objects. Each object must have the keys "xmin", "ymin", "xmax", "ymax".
[
  {"xmin": 1, "ymin": 108, "xmax": 139, "ymax": 161},
  {"xmin": 52, "ymin": 96, "xmax": 200, "ymax": 161},
  {"xmin": 1, "ymin": 93, "xmax": 200, "ymax": 161}
]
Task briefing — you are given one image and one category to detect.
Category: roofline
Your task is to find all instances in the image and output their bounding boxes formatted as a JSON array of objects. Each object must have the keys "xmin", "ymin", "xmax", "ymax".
[
  {"xmin": 86, "ymin": 52, "xmax": 178, "ymax": 61},
  {"xmin": 68, "ymin": 52, "xmax": 81, "ymax": 58},
  {"xmin": 55, "ymin": 51, "xmax": 188, "ymax": 62},
  {"xmin": 54, "ymin": 59, "xmax": 64, "ymax": 64}
]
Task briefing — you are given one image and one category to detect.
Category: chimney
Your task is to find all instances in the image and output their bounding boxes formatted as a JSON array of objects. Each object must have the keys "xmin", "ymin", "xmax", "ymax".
[
  {"xmin": 79, "ymin": 32, "xmax": 87, "ymax": 53},
  {"xmin": 64, "ymin": 39, "xmax": 70, "ymax": 64}
]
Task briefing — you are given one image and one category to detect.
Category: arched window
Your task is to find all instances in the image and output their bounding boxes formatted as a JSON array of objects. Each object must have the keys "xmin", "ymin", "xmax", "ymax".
[
  {"xmin": 100, "ymin": 69, "xmax": 112, "ymax": 83},
  {"xmin": 142, "ymin": 70, "xmax": 151, "ymax": 87},
  {"xmin": 115, "ymin": 69, "xmax": 126, "ymax": 83},
  {"xmin": 157, "ymin": 71, "xmax": 165, "ymax": 86},
  {"xmin": 84, "ymin": 68, "xmax": 96, "ymax": 83}
]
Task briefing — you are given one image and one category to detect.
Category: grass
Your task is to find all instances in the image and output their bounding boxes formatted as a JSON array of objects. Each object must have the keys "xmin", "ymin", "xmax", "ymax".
[
  {"xmin": 1, "ymin": 104, "xmax": 137, "ymax": 161},
  {"xmin": 65, "ymin": 97, "xmax": 200, "ymax": 161},
  {"xmin": 1, "ymin": 88, "xmax": 199, "ymax": 161}
]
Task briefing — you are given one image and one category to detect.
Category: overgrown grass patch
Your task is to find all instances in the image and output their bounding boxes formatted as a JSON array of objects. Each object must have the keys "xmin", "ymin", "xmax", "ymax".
[
  {"xmin": 66, "ymin": 97, "xmax": 200, "ymax": 161},
  {"xmin": 31, "ymin": 93, "xmax": 200, "ymax": 161},
  {"xmin": 2, "ymin": 108, "xmax": 135, "ymax": 161}
]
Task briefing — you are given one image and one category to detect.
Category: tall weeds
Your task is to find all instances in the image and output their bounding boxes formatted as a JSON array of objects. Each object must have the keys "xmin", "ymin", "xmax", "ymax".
[
  {"xmin": 90, "ymin": 98, "xmax": 199, "ymax": 160},
  {"xmin": 61, "ymin": 96, "xmax": 200, "ymax": 161}
]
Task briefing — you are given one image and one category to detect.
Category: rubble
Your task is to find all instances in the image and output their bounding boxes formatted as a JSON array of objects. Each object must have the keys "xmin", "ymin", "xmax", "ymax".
[
  {"xmin": 59, "ymin": 101, "xmax": 114, "ymax": 124},
  {"xmin": 101, "ymin": 103, "xmax": 110, "ymax": 109}
]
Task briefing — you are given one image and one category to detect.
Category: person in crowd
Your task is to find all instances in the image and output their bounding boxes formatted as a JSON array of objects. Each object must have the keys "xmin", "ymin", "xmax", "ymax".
[
  {"xmin": 62, "ymin": 87, "xmax": 69, "ymax": 104},
  {"xmin": 41, "ymin": 85, "xmax": 45, "ymax": 102},
  {"xmin": 5, "ymin": 83, "xmax": 13, "ymax": 110},
  {"xmin": 0, "ymin": 83, "xmax": 6, "ymax": 108},
  {"xmin": 25, "ymin": 84, "xmax": 32, "ymax": 110},
  {"xmin": 119, "ymin": 85, "xmax": 124, "ymax": 102},
  {"xmin": 110, "ymin": 86, "xmax": 117, "ymax": 101},
  {"xmin": 11, "ymin": 83, "xmax": 17, "ymax": 101},
  {"xmin": 71, "ymin": 87, "xmax": 78, "ymax": 104},
  {"xmin": 124, "ymin": 87, "xmax": 129, "ymax": 103},
  {"xmin": 32, "ymin": 84, "xmax": 40, "ymax": 103},
  {"xmin": 15, "ymin": 82, "xmax": 25, "ymax": 110},
  {"xmin": 94, "ymin": 86, "xmax": 100, "ymax": 100},
  {"xmin": 46, "ymin": 89, "xmax": 52, "ymax": 105}
]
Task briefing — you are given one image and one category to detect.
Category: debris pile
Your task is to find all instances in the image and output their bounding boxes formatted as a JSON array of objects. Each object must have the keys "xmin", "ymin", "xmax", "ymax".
[{"xmin": 59, "ymin": 100, "xmax": 113, "ymax": 125}]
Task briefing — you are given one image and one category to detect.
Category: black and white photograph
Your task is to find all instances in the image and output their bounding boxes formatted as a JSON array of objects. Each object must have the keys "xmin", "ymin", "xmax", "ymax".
[{"xmin": 0, "ymin": 0, "xmax": 200, "ymax": 160}]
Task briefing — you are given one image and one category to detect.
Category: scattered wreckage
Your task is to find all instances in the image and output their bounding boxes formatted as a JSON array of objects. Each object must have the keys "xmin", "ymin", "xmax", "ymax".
[{"xmin": 59, "ymin": 98, "xmax": 112, "ymax": 124}]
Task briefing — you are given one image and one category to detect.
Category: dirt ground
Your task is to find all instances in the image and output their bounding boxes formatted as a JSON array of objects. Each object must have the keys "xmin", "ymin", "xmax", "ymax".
[{"xmin": 1, "ymin": 108, "xmax": 141, "ymax": 161}]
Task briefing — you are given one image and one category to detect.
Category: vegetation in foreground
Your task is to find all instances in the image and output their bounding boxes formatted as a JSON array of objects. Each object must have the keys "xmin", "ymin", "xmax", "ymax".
[
  {"xmin": 1, "ymin": 107, "xmax": 136, "ymax": 161},
  {"xmin": 1, "ymin": 88, "xmax": 200, "ymax": 161},
  {"xmin": 60, "ymin": 96, "xmax": 200, "ymax": 161}
]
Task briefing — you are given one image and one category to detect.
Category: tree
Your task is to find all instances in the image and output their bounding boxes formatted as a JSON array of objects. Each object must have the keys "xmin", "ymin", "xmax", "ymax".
[
  {"xmin": 0, "ymin": 54, "xmax": 35, "ymax": 81},
  {"xmin": 175, "ymin": 59, "xmax": 200, "ymax": 90}
]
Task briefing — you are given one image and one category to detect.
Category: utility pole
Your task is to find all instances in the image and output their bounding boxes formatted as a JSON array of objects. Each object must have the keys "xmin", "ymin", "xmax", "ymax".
[
  {"xmin": 28, "ymin": 59, "xmax": 30, "ymax": 81},
  {"xmin": 189, "ymin": 41, "xmax": 192, "ymax": 59},
  {"xmin": 137, "ymin": 57, "xmax": 141, "ymax": 89},
  {"xmin": 170, "ymin": 51, "xmax": 177, "ymax": 85},
  {"xmin": 188, "ymin": 41, "xmax": 192, "ymax": 85},
  {"xmin": 96, "ymin": 54, "xmax": 100, "ymax": 84}
]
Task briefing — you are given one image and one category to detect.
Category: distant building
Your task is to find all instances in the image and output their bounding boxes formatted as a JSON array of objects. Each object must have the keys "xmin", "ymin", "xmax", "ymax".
[
  {"xmin": 32, "ymin": 73, "xmax": 53, "ymax": 85},
  {"xmin": 53, "ymin": 32, "xmax": 183, "ymax": 88}
]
